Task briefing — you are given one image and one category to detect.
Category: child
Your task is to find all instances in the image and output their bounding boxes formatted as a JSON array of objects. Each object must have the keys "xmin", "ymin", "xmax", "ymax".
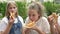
[
  {"xmin": 24, "ymin": 2, "xmax": 50, "ymax": 34},
  {"xmin": 0, "ymin": 1, "xmax": 24, "ymax": 34}
]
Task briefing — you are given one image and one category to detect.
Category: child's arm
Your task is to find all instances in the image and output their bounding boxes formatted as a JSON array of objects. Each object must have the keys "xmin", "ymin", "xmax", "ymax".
[
  {"xmin": 50, "ymin": 24, "xmax": 57, "ymax": 34},
  {"xmin": 0, "ymin": 18, "xmax": 14, "ymax": 34},
  {"xmin": 55, "ymin": 23, "xmax": 60, "ymax": 34},
  {"xmin": 0, "ymin": 23, "xmax": 13, "ymax": 34},
  {"xmin": 4, "ymin": 24, "xmax": 13, "ymax": 34},
  {"xmin": 48, "ymin": 15, "xmax": 59, "ymax": 34}
]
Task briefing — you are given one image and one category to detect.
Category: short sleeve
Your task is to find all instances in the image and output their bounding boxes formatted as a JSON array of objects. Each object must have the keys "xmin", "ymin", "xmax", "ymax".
[
  {"xmin": 0, "ymin": 17, "xmax": 8, "ymax": 32},
  {"xmin": 18, "ymin": 16, "xmax": 25, "ymax": 27}
]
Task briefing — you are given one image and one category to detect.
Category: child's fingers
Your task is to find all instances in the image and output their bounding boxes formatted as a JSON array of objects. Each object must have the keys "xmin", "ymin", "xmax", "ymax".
[
  {"xmin": 48, "ymin": 15, "xmax": 53, "ymax": 21},
  {"xmin": 8, "ymin": 17, "xmax": 15, "ymax": 25},
  {"xmin": 48, "ymin": 15, "xmax": 55, "ymax": 24}
]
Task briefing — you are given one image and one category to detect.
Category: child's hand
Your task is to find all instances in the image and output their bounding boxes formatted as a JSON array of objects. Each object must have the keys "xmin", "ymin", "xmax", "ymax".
[
  {"xmin": 48, "ymin": 15, "xmax": 54, "ymax": 25},
  {"xmin": 8, "ymin": 17, "xmax": 14, "ymax": 25},
  {"xmin": 8, "ymin": 12, "xmax": 15, "ymax": 25},
  {"xmin": 48, "ymin": 13, "xmax": 58, "ymax": 25}
]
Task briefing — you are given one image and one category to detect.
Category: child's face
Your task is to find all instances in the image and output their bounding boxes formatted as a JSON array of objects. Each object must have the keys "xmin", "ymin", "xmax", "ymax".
[
  {"xmin": 28, "ymin": 9, "xmax": 40, "ymax": 22},
  {"xmin": 8, "ymin": 4, "xmax": 17, "ymax": 13}
]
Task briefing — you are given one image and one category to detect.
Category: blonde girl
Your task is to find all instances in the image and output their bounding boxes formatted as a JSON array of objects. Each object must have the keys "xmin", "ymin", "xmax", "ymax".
[
  {"xmin": 0, "ymin": 1, "xmax": 24, "ymax": 34},
  {"xmin": 24, "ymin": 2, "xmax": 50, "ymax": 34}
]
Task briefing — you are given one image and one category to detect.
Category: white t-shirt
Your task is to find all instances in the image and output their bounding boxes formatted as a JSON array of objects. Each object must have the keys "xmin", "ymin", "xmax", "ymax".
[
  {"xmin": 0, "ymin": 16, "xmax": 24, "ymax": 32},
  {"xmin": 25, "ymin": 17, "xmax": 50, "ymax": 34},
  {"xmin": 58, "ymin": 16, "xmax": 60, "ymax": 26}
]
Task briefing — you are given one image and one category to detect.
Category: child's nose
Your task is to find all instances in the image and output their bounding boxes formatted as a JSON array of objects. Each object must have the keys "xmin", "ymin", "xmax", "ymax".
[
  {"xmin": 11, "ymin": 9, "xmax": 15, "ymax": 12},
  {"xmin": 12, "ymin": 8, "xmax": 14, "ymax": 10},
  {"xmin": 30, "ymin": 16, "xmax": 33, "ymax": 21},
  {"xmin": 30, "ymin": 16, "xmax": 33, "ymax": 19}
]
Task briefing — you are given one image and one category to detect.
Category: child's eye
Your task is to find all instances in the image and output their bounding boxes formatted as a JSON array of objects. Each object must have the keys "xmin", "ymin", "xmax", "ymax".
[
  {"xmin": 13, "ymin": 7, "xmax": 15, "ymax": 9},
  {"xmin": 9, "ymin": 7, "xmax": 12, "ymax": 9},
  {"xmin": 32, "ymin": 14, "xmax": 35, "ymax": 16}
]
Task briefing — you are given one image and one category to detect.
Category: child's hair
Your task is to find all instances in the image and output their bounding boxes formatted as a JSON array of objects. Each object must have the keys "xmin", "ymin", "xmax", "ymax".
[
  {"xmin": 5, "ymin": 1, "xmax": 18, "ymax": 17},
  {"xmin": 28, "ymin": 2, "xmax": 45, "ymax": 18}
]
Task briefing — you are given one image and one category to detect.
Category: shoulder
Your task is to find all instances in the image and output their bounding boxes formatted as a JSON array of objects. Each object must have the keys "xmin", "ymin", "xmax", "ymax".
[
  {"xmin": 18, "ymin": 16, "xmax": 23, "ymax": 19},
  {"xmin": 39, "ymin": 17, "xmax": 49, "ymax": 24},
  {"xmin": 2, "ymin": 17, "xmax": 7, "ymax": 21},
  {"xmin": 18, "ymin": 15, "xmax": 23, "ymax": 21},
  {"xmin": 18, "ymin": 16, "xmax": 24, "ymax": 21},
  {"xmin": 25, "ymin": 17, "xmax": 29, "ymax": 21},
  {"xmin": 25, "ymin": 17, "xmax": 31, "ymax": 24},
  {"xmin": 41, "ymin": 17, "xmax": 47, "ymax": 21},
  {"xmin": 1, "ymin": 17, "xmax": 8, "ymax": 24},
  {"xmin": 18, "ymin": 15, "xmax": 24, "ymax": 23},
  {"xmin": 25, "ymin": 17, "xmax": 29, "ymax": 22},
  {"xmin": 18, "ymin": 16, "xmax": 25, "ymax": 27}
]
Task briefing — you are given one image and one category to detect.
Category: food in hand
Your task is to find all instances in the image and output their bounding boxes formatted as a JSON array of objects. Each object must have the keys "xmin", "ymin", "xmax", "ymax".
[
  {"xmin": 52, "ymin": 13, "xmax": 58, "ymax": 24},
  {"xmin": 10, "ymin": 12, "xmax": 15, "ymax": 19},
  {"xmin": 52, "ymin": 13, "xmax": 58, "ymax": 20},
  {"xmin": 25, "ymin": 21, "xmax": 35, "ymax": 28}
]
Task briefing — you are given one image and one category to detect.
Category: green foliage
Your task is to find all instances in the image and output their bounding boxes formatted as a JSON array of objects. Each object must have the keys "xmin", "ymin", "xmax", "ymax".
[
  {"xmin": 54, "ymin": 4, "xmax": 60, "ymax": 13},
  {"xmin": 16, "ymin": 2, "xmax": 27, "ymax": 20},
  {"xmin": 43, "ymin": 2, "xmax": 60, "ymax": 16},
  {"xmin": 43, "ymin": 2, "xmax": 55, "ymax": 16},
  {"xmin": 0, "ymin": 2, "xmax": 7, "ymax": 17}
]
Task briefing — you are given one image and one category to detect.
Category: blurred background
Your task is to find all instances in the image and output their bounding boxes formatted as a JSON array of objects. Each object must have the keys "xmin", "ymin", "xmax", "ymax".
[{"xmin": 0, "ymin": 0, "xmax": 60, "ymax": 21}]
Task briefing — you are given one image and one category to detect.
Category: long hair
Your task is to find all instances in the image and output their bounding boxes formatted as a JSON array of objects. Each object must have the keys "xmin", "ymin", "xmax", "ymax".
[{"xmin": 5, "ymin": 1, "xmax": 18, "ymax": 18}]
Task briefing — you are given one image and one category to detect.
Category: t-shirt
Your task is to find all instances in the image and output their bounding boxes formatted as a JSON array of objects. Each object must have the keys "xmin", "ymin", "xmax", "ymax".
[
  {"xmin": 58, "ymin": 16, "xmax": 60, "ymax": 26},
  {"xmin": 0, "ymin": 16, "xmax": 24, "ymax": 32},
  {"xmin": 25, "ymin": 17, "xmax": 50, "ymax": 34}
]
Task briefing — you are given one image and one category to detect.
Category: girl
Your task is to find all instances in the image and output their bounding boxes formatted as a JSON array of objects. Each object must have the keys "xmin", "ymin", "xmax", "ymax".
[
  {"xmin": 0, "ymin": 1, "xmax": 24, "ymax": 34},
  {"xmin": 23, "ymin": 2, "xmax": 50, "ymax": 34}
]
